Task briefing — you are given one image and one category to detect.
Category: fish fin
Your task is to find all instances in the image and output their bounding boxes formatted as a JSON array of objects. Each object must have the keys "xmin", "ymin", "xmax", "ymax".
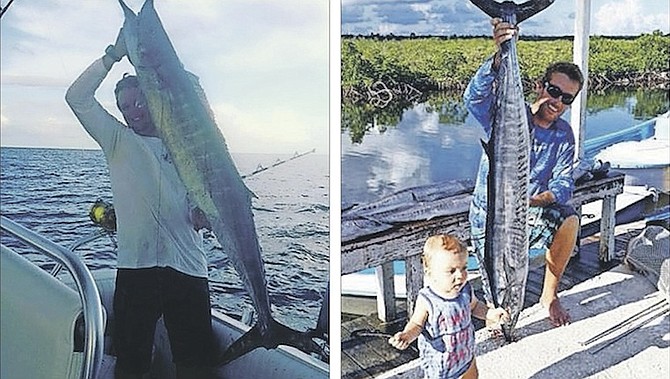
[
  {"xmin": 118, "ymin": 0, "xmax": 135, "ymax": 18},
  {"xmin": 118, "ymin": 0, "xmax": 138, "ymax": 66},
  {"xmin": 470, "ymin": 0, "xmax": 554, "ymax": 23},
  {"xmin": 217, "ymin": 319, "xmax": 322, "ymax": 366},
  {"xmin": 217, "ymin": 322, "xmax": 263, "ymax": 366},
  {"xmin": 515, "ymin": 0, "xmax": 555, "ymax": 23},
  {"xmin": 139, "ymin": 0, "xmax": 156, "ymax": 14},
  {"xmin": 480, "ymin": 139, "xmax": 491, "ymax": 159},
  {"xmin": 469, "ymin": 0, "xmax": 504, "ymax": 19},
  {"xmin": 249, "ymin": 187, "xmax": 258, "ymax": 200}
]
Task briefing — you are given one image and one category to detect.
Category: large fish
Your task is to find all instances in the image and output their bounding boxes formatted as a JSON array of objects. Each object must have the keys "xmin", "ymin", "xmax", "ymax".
[
  {"xmin": 469, "ymin": 0, "xmax": 554, "ymax": 341},
  {"xmin": 117, "ymin": 0, "xmax": 320, "ymax": 364}
]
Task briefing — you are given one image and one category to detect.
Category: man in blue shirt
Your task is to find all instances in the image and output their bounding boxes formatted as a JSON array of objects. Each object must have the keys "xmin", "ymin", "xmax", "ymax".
[{"xmin": 464, "ymin": 18, "xmax": 584, "ymax": 327}]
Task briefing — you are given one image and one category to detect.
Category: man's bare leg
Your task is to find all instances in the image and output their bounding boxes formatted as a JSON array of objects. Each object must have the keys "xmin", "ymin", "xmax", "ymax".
[{"xmin": 540, "ymin": 215, "xmax": 579, "ymax": 326}]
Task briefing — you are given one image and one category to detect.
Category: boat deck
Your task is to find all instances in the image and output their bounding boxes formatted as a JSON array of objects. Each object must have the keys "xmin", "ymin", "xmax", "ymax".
[{"xmin": 340, "ymin": 221, "xmax": 650, "ymax": 379}]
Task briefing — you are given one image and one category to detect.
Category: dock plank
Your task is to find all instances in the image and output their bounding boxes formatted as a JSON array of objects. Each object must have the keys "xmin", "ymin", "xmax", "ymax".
[{"xmin": 342, "ymin": 309, "xmax": 417, "ymax": 379}]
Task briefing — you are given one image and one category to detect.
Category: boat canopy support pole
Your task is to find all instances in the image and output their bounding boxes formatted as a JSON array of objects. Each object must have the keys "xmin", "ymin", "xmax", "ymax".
[{"xmin": 571, "ymin": 0, "xmax": 591, "ymax": 162}]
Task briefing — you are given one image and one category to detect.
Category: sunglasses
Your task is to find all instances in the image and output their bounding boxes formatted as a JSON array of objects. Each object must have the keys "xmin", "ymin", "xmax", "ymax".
[{"xmin": 543, "ymin": 81, "xmax": 575, "ymax": 105}]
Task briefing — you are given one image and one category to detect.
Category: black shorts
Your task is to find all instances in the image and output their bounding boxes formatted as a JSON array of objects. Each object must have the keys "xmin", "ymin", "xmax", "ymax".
[{"xmin": 113, "ymin": 267, "xmax": 213, "ymax": 374}]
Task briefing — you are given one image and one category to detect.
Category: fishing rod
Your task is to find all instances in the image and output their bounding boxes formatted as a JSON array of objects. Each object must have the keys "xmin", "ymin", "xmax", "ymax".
[
  {"xmin": 82, "ymin": 149, "xmax": 317, "ymax": 234},
  {"xmin": 351, "ymin": 329, "xmax": 394, "ymax": 339},
  {"xmin": 241, "ymin": 148, "xmax": 316, "ymax": 179},
  {"xmin": 50, "ymin": 199, "xmax": 118, "ymax": 277},
  {"xmin": 0, "ymin": 0, "xmax": 17, "ymax": 19},
  {"xmin": 589, "ymin": 303, "xmax": 669, "ymax": 354},
  {"xmin": 580, "ymin": 298, "xmax": 667, "ymax": 346}
]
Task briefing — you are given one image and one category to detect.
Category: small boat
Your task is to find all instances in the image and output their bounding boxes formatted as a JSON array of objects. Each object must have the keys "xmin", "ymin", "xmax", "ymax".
[
  {"xmin": 594, "ymin": 111, "xmax": 670, "ymax": 191},
  {"xmin": 0, "ymin": 216, "xmax": 329, "ymax": 379},
  {"xmin": 583, "ymin": 114, "xmax": 659, "ymax": 159}
]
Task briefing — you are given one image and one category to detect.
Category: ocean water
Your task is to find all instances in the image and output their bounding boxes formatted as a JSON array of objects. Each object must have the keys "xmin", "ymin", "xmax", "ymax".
[{"xmin": 0, "ymin": 147, "xmax": 329, "ymax": 332}]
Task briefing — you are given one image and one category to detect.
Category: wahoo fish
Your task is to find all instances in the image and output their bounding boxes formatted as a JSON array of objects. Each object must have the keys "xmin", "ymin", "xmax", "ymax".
[
  {"xmin": 469, "ymin": 0, "xmax": 554, "ymax": 341},
  {"xmin": 118, "ymin": 0, "xmax": 319, "ymax": 363}
]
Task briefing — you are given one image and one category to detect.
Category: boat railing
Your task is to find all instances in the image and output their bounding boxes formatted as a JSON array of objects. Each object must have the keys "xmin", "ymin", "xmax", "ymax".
[
  {"xmin": 50, "ymin": 229, "xmax": 109, "ymax": 277},
  {"xmin": 0, "ymin": 215, "xmax": 105, "ymax": 379}
]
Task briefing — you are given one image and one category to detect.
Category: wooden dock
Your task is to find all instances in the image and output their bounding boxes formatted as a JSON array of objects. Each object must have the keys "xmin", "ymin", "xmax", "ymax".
[
  {"xmin": 338, "ymin": 171, "xmax": 670, "ymax": 379},
  {"xmin": 342, "ymin": 172, "xmax": 626, "ymax": 325},
  {"xmin": 341, "ymin": 222, "xmax": 647, "ymax": 379}
]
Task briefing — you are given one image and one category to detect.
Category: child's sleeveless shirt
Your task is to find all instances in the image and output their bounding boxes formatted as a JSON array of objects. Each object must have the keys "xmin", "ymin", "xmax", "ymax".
[{"xmin": 417, "ymin": 282, "xmax": 475, "ymax": 379}]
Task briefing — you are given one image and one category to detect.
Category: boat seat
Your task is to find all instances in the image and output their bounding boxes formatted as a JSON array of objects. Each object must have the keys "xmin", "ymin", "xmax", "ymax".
[
  {"xmin": 1, "ymin": 245, "xmax": 86, "ymax": 379},
  {"xmin": 63, "ymin": 268, "xmax": 117, "ymax": 355}
]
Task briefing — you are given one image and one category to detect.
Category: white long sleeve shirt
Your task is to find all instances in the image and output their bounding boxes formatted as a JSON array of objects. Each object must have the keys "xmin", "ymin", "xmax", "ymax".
[{"xmin": 66, "ymin": 58, "xmax": 208, "ymax": 278}]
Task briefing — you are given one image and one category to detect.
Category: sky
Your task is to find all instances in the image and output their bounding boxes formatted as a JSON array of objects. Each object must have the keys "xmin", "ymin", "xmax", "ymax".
[
  {"xmin": 342, "ymin": 0, "xmax": 670, "ymax": 37},
  {"xmin": 0, "ymin": 0, "xmax": 329, "ymax": 154},
  {"xmin": 1, "ymin": 1, "xmax": 667, "ymax": 153}
]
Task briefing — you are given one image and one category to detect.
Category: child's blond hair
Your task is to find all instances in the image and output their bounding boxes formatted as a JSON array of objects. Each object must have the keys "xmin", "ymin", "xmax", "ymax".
[{"xmin": 422, "ymin": 234, "xmax": 467, "ymax": 272}]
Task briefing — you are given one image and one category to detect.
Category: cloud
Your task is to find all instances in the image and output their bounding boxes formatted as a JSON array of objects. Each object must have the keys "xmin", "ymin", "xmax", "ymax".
[
  {"xmin": 213, "ymin": 102, "xmax": 323, "ymax": 154},
  {"xmin": 376, "ymin": 3, "xmax": 426, "ymax": 26},
  {"xmin": 0, "ymin": 74, "xmax": 72, "ymax": 88},
  {"xmin": 342, "ymin": 4, "xmax": 367, "ymax": 24},
  {"xmin": 0, "ymin": 0, "xmax": 328, "ymax": 153},
  {"xmin": 594, "ymin": 0, "xmax": 669, "ymax": 35},
  {"xmin": 342, "ymin": 0, "xmax": 669, "ymax": 36}
]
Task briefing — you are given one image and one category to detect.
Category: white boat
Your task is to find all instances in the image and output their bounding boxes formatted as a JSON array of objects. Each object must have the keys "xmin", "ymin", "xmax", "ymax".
[
  {"xmin": 341, "ymin": 257, "xmax": 481, "ymax": 300},
  {"xmin": 341, "ymin": 264, "xmax": 408, "ymax": 299},
  {"xmin": 594, "ymin": 111, "xmax": 670, "ymax": 191},
  {"xmin": 0, "ymin": 216, "xmax": 329, "ymax": 379}
]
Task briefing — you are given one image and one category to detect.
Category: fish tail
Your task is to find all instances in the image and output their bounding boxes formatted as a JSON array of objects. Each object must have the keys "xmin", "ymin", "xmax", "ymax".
[
  {"xmin": 470, "ymin": 0, "xmax": 554, "ymax": 23},
  {"xmin": 502, "ymin": 324, "xmax": 514, "ymax": 342},
  {"xmin": 217, "ymin": 318, "xmax": 322, "ymax": 366},
  {"xmin": 118, "ymin": 0, "xmax": 135, "ymax": 18}
]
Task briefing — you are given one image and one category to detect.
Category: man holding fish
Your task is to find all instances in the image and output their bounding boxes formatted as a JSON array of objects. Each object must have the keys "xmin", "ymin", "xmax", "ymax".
[
  {"xmin": 66, "ymin": 28, "xmax": 214, "ymax": 379},
  {"xmin": 465, "ymin": 13, "xmax": 584, "ymax": 331}
]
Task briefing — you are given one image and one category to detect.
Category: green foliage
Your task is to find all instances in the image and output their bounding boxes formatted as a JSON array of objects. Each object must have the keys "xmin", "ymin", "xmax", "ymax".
[
  {"xmin": 342, "ymin": 88, "xmax": 668, "ymax": 145},
  {"xmin": 341, "ymin": 40, "xmax": 377, "ymax": 87},
  {"xmin": 586, "ymin": 88, "xmax": 669, "ymax": 119},
  {"xmin": 632, "ymin": 31, "xmax": 669, "ymax": 72},
  {"xmin": 341, "ymin": 33, "xmax": 669, "ymax": 144},
  {"xmin": 341, "ymin": 33, "xmax": 670, "ymax": 91}
]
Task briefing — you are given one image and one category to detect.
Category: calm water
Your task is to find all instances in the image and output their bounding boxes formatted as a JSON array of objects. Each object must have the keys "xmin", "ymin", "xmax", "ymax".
[
  {"xmin": 342, "ymin": 88, "xmax": 669, "ymax": 207},
  {"xmin": 0, "ymin": 147, "xmax": 329, "ymax": 332}
]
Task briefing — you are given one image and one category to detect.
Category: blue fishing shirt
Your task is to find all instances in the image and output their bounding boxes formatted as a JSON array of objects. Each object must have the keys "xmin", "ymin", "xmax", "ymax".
[{"xmin": 463, "ymin": 57, "xmax": 576, "ymax": 232}]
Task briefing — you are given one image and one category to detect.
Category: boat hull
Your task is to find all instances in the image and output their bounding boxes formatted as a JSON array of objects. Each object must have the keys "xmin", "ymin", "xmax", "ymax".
[
  {"xmin": 67, "ymin": 269, "xmax": 328, "ymax": 379},
  {"xmin": 151, "ymin": 310, "xmax": 328, "ymax": 379}
]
